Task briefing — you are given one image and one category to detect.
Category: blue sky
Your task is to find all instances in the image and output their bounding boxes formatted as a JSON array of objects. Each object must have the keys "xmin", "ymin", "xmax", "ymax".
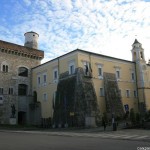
[{"xmin": 0, "ymin": 0, "xmax": 150, "ymax": 63}]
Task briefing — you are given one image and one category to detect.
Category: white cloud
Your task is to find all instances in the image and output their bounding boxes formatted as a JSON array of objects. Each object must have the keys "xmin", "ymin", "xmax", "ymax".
[
  {"xmin": 23, "ymin": 0, "xmax": 31, "ymax": 6},
  {"xmin": 0, "ymin": 0, "xmax": 150, "ymax": 63}
]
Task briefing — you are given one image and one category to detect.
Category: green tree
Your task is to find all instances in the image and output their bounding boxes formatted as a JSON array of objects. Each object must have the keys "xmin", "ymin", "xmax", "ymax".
[
  {"xmin": 130, "ymin": 108, "xmax": 136, "ymax": 125},
  {"xmin": 144, "ymin": 110, "xmax": 150, "ymax": 120},
  {"xmin": 135, "ymin": 113, "xmax": 140, "ymax": 123}
]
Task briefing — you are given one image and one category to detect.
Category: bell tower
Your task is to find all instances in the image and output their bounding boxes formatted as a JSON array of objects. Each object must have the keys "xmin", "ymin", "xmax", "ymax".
[
  {"xmin": 131, "ymin": 39, "xmax": 150, "ymax": 112},
  {"xmin": 131, "ymin": 39, "xmax": 145, "ymax": 63},
  {"xmin": 131, "ymin": 39, "xmax": 147, "ymax": 88}
]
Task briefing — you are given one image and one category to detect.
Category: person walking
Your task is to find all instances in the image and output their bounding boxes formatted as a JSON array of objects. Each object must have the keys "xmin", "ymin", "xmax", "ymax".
[{"xmin": 102, "ymin": 118, "xmax": 107, "ymax": 131}]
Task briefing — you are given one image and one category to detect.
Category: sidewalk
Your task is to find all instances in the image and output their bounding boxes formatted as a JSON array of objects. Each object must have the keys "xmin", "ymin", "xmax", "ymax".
[{"xmin": 0, "ymin": 123, "xmax": 150, "ymax": 136}]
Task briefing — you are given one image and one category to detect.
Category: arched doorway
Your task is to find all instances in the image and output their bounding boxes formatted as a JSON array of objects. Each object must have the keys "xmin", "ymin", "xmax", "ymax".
[{"xmin": 33, "ymin": 91, "xmax": 37, "ymax": 103}]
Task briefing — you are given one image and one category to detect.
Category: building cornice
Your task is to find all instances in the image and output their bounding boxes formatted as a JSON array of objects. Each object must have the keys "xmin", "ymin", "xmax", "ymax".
[{"xmin": 0, "ymin": 40, "xmax": 44, "ymax": 60}]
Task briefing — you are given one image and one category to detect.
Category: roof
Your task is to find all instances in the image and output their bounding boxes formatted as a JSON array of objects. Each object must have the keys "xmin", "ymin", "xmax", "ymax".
[
  {"xmin": 133, "ymin": 39, "xmax": 140, "ymax": 44},
  {"xmin": 24, "ymin": 31, "xmax": 39, "ymax": 37},
  {"xmin": 32, "ymin": 48, "xmax": 134, "ymax": 70}
]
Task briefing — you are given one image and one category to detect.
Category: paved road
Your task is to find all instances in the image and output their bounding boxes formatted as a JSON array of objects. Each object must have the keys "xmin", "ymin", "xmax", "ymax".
[{"xmin": 0, "ymin": 130, "xmax": 150, "ymax": 150}]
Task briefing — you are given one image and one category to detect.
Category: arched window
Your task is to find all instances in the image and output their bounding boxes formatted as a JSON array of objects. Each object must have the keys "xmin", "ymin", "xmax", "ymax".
[
  {"xmin": 140, "ymin": 52, "xmax": 143, "ymax": 59},
  {"xmin": 3, "ymin": 65, "xmax": 5, "ymax": 72},
  {"xmin": 18, "ymin": 84, "xmax": 28, "ymax": 96},
  {"xmin": 18, "ymin": 67, "xmax": 28, "ymax": 77}
]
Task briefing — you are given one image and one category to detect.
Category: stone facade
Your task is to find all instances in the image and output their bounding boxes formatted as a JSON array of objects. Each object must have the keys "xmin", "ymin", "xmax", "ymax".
[{"xmin": 0, "ymin": 37, "xmax": 44, "ymax": 125}]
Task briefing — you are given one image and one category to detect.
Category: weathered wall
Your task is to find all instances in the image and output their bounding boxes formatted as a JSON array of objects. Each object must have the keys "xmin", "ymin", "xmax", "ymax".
[
  {"xmin": 0, "ymin": 43, "xmax": 42, "ymax": 124},
  {"xmin": 53, "ymin": 68, "xmax": 100, "ymax": 127}
]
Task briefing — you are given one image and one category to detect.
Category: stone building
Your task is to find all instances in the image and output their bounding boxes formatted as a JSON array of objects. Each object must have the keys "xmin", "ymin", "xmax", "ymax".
[
  {"xmin": 1, "ymin": 31, "xmax": 150, "ymax": 127},
  {"xmin": 32, "ymin": 38, "xmax": 150, "ymax": 127},
  {"xmin": 0, "ymin": 31, "xmax": 44, "ymax": 125},
  {"xmin": 32, "ymin": 49, "xmax": 130, "ymax": 127}
]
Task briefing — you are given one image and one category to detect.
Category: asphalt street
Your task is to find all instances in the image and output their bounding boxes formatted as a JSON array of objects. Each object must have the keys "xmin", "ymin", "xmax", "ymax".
[{"xmin": 0, "ymin": 130, "xmax": 150, "ymax": 150}]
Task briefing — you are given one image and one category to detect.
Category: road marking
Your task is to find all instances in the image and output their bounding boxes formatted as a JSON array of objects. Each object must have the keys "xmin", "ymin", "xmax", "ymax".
[
  {"xmin": 1, "ymin": 130, "xmax": 150, "ymax": 141},
  {"xmin": 64, "ymin": 132, "xmax": 150, "ymax": 141},
  {"xmin": 133, "ymin": 135, "xmax": 149, "ymax": 139}
]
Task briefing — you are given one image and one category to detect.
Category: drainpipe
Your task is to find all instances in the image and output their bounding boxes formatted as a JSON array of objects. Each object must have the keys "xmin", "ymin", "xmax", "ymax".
[{"xmin": 58, "ymin": 57, "xmax": 60, "ymax": 79}]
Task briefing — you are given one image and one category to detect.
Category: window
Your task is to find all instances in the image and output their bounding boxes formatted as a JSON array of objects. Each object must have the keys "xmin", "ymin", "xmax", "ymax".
[
  {"xmin": 0, "ymin": 88, "xmax": 3, "ymax": 94},
  {"xmin": 18, "ymin": 84, "xmax": 27, "ymax": 96},
  {"xmin": 43, "ymin": 93, "xmax": 47, "ymax": 101},
  {"xmin": 116, "ymin": 70, "xmax": 120, "ymax": 79},
  {"xmin": 83, "ymin": 62, "xmax": 89, "ymax": 75},
  {"xmin": 54, "ymin": 70, "xmax": 58, "ymax": 79},
  {"xmin": 98, "ymin": 67, "xmax": 102, "ymax": 76},
  {"xmin": 53, "ymin": 68, "xmax": 58, "ymax": 81},
  {"xmin": 2, "ymin": 65, "xmax": 8, "ymax": 72},
  {"xmin": 82, "ymin": 61, "xmax": 92, "ymax": 76},
  {"xmin": 69, "ymin": 65, "xmax": 75, "ymax": 75},
  {"xmin": 9, "ymin": 87, "xmax": 13, "ymax": 95},
  {"xmin": 97, "ymin": 64, "xmax": 103, "ymax": 79},
  {"xmin": 134, "ymin": 90, "xmax": 137, "ymax": 98},
  {"xmin": 100, "ymin": 88, "xmax": 104, "ymax": 96},
  {"xmin": 126, "ymin": 90, "xmax": 130, "ymax": 98},
  {"xmin": 44, "ymin": 74, "xmax": 46, "ymax": 83},
  {"xmin": 140, "ymin": 52, "xmax": 143, "ymax": 59},
  {"xmin": 43, "ymin": 74, "xmax": 47, "ymax": 85},
  {"xmin": 18, "ymin": 67, "xmax": 28, "ymax": 77},
  {"xmin": 0, "ymin": 96, "xmax": 3, "ymax": 105},
  {"xmin": 69, "ymin": 61, "xmax": 75, "ymax": 75},
  {"xmin": 37, "ymin": 76, "xmax": 41, "ymax": 85},
  {"xmin": 131, "ymin": 72, "xmax": 135, "ymax": 81}
]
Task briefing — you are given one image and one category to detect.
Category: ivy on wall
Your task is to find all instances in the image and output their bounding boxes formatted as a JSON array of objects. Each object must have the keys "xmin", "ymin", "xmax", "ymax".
[{"xmin": 53, "ymin": 68, "xmax": 101, "ymax": 127}]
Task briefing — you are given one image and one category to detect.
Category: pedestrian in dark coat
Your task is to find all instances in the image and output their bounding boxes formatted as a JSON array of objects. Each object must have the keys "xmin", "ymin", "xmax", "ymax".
[{"xmin": 102, "ymin": 118, "xmax": 106, "ymax": 131}]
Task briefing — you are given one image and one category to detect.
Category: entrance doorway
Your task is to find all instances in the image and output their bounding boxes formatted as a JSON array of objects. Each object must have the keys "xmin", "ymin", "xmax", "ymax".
[{"xmin": 18, "ymin": 111, "xmax": 26, "ymax": 124}]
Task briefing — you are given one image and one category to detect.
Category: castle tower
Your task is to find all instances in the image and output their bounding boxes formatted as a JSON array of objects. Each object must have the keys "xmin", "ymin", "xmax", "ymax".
[{"xmin": 24, "ymin": 31, "xmax": 39, "ymax": 49}]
